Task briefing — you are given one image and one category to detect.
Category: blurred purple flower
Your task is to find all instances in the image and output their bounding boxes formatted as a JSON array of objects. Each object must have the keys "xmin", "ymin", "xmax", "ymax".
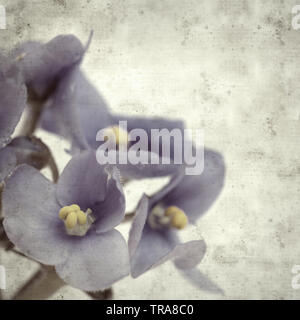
[
  {"xmin": 40, "ymin": 66, "xmax": 112, "ymax": 151},
  {"xmin": 12, "ymin": 34, "xmax": 85, "ymax": 98},
  {"xmin": 0, "ymin": 53, "xmax": 27, "ymax": 148},
  {"xmin": 128, "ymin": 149, "xmax": 225, "ymax": 292},
  {"xmin": 13, "ymin": 33, "xmax": 111, "ymax": 150},
  {"xmin": 2, "ymin": 150, "xmax": 130, "ymax": 291},
  {"xmin": 0, "ymin": 136, "xmax": 51, "ymax": 183},
  {"xmin": 41, "ymin": 74, "xmax": 186, "ymax": 178}
]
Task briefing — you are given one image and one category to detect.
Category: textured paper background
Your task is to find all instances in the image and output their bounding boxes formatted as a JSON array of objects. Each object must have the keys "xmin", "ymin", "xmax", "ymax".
[{"xmin": 1, "ymin": 0, "xmax": 300, "ymax": 299}]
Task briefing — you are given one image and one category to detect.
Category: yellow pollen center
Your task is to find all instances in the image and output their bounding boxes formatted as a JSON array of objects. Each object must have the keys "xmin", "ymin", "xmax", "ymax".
[
  {"xmin": 104, "ymin": 126, "xmax": 129, "ymax": 147},
  {"xmin": 59, "ymin": 204, "xmax": 87, "ymax": 229},
  {"xmin": 164, "ymin": 206, "xmax": 188, "ymax": 230}
]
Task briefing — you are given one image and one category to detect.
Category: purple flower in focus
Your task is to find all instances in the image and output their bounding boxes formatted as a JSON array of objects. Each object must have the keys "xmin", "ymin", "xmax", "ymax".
[
  {"xmin": 128, "ymin": 149, "xmax": 225, "ymax": 286},
  {"xmin": 2, "ymin": 150, "xmax": 129, "ymax": 291}
]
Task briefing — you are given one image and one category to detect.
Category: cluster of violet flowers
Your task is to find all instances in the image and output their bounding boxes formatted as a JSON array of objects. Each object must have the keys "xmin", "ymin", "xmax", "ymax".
[{"xmin": 0, "ymin": 33, "xmax": 225, "ymax": 298}]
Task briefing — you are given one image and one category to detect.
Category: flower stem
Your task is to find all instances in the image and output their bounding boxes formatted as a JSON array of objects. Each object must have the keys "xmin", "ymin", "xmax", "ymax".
[
  {"xmin": 87, "ymin": 288, "xmax": 113, "ymax": 300},
  {"xmin": 0, "ymin": 182, "xmax": 4, "ymax": 216},
  {"xmin": 22, "ymin": 99, "xmax": 43, "ymax": 136},
  {"xmin": 21, "ymin": 84, "xmax": 56, "ymax": 137},
  {"xmin": 12, "ymin": 266, "xmax": 65, "ymax": 300},
  {"xmin": 122, "ymin": 211, "xmax": 135, "ymax": 223}
]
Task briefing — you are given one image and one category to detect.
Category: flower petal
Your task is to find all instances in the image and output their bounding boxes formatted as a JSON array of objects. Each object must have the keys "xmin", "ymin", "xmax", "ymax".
[
  {"xmin": 172, "ymin": 240, "xmax": 206, "ymax": 270},
  {"xmin": 131, "ymin": 226, "xmax": 205, "ymax": 278},
  {"xmin": 115, "ymin": 150, "xmax": 184, "ymax": 180},
  {"xmin": 0, "ymin": 56, "xmax": 27, "ymax": 148},
  {"xmin": 94, "ymin": 166, "xmax": 126, "ymax": 233},
  {"xmin": 73, "ymin": 71, "xmax": 112, "ymax": 150},
  {"xmin": 112, "ymin": 114, "xmax": 185, "ymax": 153},
  {"xmin": 40, "ymin": 68, "xmax": 112, "ymax": 151},
  {"xmin": 129, "ymin": 194, "xmax": 207, "ymax": 278},
  {"xmin": 0, "ymin": 147, "xmax": 17, "ymax": 182},
  {"xmin": 2, "ymin": 165, "xmax": 68, "ymax": 265},
  {"xmin": 128, "ymin": 196, "xmax": 175, "ymax": 277},
  {"xmin": 55, "ymin": 229, "xmax": 130, "ymax": 291},
  {"xmin": 159, "ymin": 149, "xmax": 225, "ymax": 223},
  {"xmin": 56, "ymin": 150, "xmax": 108, "ymax": 210},
  {"xmin": 128, "ymin": 194, "xmax": 149, "ymax": 256},
  {"xmin": 6, "ymin": 136, "xmax": 51, "ymax": 170},
  {"xmin": 40, "ymin": 66, "xmax": 90, "ymax": 150},
  {"xmin": 179, "ymin": 268, "xmax": 224, "ymax": 294},
  {"xmin": 13, "ymin": 35, "xmax": 84, "ymax": 97}
]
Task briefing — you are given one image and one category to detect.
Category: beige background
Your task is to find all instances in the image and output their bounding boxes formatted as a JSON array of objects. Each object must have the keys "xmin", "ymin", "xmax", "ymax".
[{"xmin": 1, "ymin": 0, "xmax": 300, "ymax": 299}]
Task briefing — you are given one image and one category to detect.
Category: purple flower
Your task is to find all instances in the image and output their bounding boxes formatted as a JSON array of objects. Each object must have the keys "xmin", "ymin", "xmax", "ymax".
[
  {"xmin": 128, "ymin": 149, "xmax": 225, "ymax": 280},
  {"xmin": 12, "ymin": 34, "xmax": 85, "ymax": 98},
  {"xmin": 2, "ymin": 150, "xmax": 130, "ymax": 291},
  {"xmin": 40, "ymin": 66, "xmax": 112, "ymax": 151},
  {"xmin": 14, "ymin": 33, "xmax": 111, "ymax": 150},
  {"xmin": 104, "ymin": 114, "xmax": 186, "ymax": 179},
  {"xmin": 41, "ymin": 83, "xmax": 186, "ymax": 179},
  {"xmin": 0, "ymin": 53, "xmax": 27, "ymax": 148},
  {"xmin": 28, "ymin": 35, "xmax": 185, "ymax": 180}
]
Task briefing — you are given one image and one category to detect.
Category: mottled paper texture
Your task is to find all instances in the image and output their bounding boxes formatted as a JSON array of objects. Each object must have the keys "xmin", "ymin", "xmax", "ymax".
[{"xmin": 0, "ymin": 0, "xmax": 300, "ymax": 299}]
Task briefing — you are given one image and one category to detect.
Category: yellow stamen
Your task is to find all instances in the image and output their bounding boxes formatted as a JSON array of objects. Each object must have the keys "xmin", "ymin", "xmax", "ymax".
[
  {"xmin": 59, "ymin": 206, "xmax": 73, "ymax": 220},
  {"xmin": 59, "ymin": 205, "xmax": 88, "ymax": 230},
  {"xmin": 164, "ymin": 206, "xmax": 188, "ymax": 230},
  {"xmin": 70, "ymin": 204, "xmax": 80, "ymax": 212},
  {"xmin": 104, "ymin": 126, "xmax": 129, "ymax": 147},
  {"xmin": 77, "ymin": 210, "xmax": 87, "ymax": 225},
  {"xmin": 65, "ymin": 211, "xmax": 78, "ymax": 229}
]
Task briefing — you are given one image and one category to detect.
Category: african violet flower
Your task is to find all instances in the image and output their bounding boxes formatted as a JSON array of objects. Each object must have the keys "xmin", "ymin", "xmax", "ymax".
[
  {"xmin": 25, "ymin": 34, "xmax": 187, "ymax": 180},
  {"xmin": 2, "ymin": 150, "xmax": 130, "ymax": 291},
  {"xmin": 128, "ymin": 149, "xmax": 225, "ymax": 280},
  {"xmin": 39, "ymin": 65, "xmax": 186, "ymax": 179}
]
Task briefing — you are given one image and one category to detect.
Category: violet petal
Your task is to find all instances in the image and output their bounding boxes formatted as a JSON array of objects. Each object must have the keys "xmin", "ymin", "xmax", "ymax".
[
  {"xmin": 56, "ymin": 150, "xmax": 108, "ymax": 210},
  {"xmin": 94, "ymin": 166, "xmax": 126, "ymax": 234},
  {"xmin": 0, "ymin": 56, "xmax": 27, "ymax": 148},
  {"xmin": 40, "ymin": 68, "xmax": 111, "ymax": 151},
  {"xmin": 129, "ymin": 195, "xmax": 205, "ymax": 278},
  {"xmin": 115, "ymin": 150, "xmax": 184, "ymax": 180},
  {"xmin": 179, "ymin": 268, "xmax": 224, "ymax": 294},
  {"xmin": 13, "ymin": 35, "xmax": 84, "ymax": 97},
  {"xmin": 2, "ymin": 165, "xmax": 68, "ymax": 265},
  {"xmin": 159, "ymin": 149, "xmax": 225, "ymax": 224},
  {"xmin": 55, "ymin": 229, "xmax": 129, "ymax": 291},
  {"xmin": 0, "ymin": 147, "xmax": 17, "ymax": 182}
]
